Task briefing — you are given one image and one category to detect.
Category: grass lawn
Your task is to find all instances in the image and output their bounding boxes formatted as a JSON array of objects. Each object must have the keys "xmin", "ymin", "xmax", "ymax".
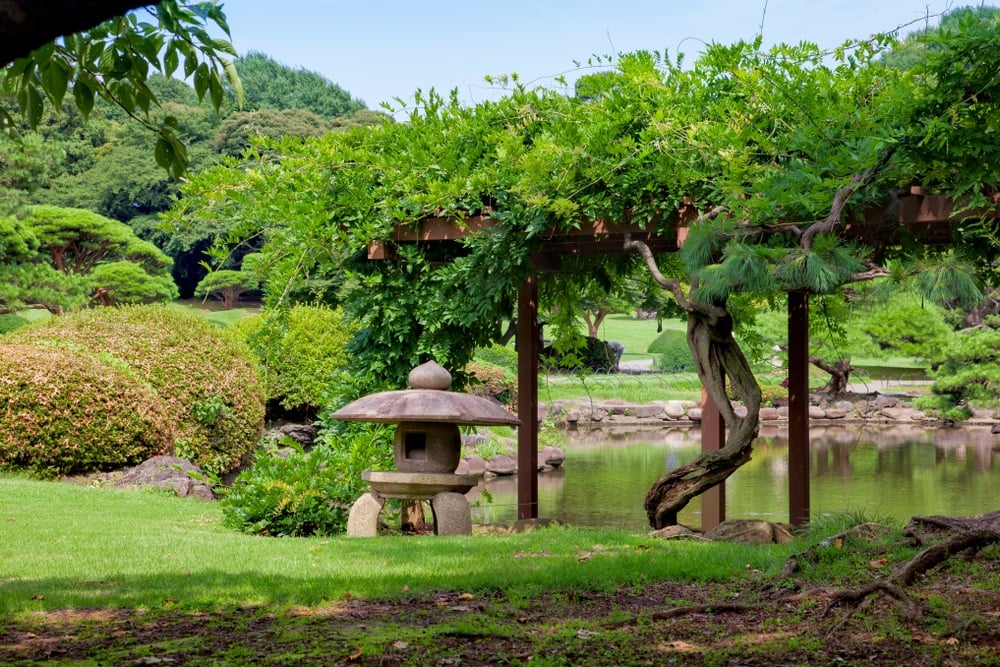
[
  {"xmin": 0, "ymin": 476, "xmax": 786, "ymax": 613},
  {"xmin": 3, "ymin": 476, "xmax": 996, "ymax": 665}
]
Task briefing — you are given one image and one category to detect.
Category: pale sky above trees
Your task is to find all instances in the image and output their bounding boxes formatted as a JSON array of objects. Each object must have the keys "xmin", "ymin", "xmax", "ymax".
[{"xmin": 221, "ymin": 0, "xmax": 969, "ymax": 113}]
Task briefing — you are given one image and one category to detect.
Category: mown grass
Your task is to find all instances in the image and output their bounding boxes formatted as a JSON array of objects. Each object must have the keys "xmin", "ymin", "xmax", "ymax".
[
  {"xmin": 539, "ymin": 370, "xmax": 703, "ymax": 403},
  {"xmin": 589, "ymin": 313, "xmax": 680, "ymax": 363},
  {"xmin": 167, "ymin": 298, "xmax": 260, "ymax": 327},
  {"xmin": 0, "ymin": 475, "xmax": 798, "ymax": 615}
]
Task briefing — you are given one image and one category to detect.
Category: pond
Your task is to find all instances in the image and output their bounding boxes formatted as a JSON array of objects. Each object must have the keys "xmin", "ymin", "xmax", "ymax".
[{"xmin": 469, "ymin": 424, "xmax": 1000, "ymax": 531}]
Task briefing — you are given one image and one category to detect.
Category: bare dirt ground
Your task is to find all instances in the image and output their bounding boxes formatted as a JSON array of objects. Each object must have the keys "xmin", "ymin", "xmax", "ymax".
[{"xmin": 3, "ymin": 554, "xmax": 998, "ymax": 666}]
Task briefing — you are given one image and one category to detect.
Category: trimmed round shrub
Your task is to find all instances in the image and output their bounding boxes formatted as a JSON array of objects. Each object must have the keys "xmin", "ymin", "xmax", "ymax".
[
  {"xmin": 224, "ymin": 305, "xmax": 357, "ymax": 418},
  {"xmin": 648, "ymin": 329, "xmax": 695, "ymax": 372},
  {"xmin": 7, "ymin": 304, "xmax": 264, "ymax": 475},
  {"xmin": 0, "ymin": 344, "xmax": 173, "ymax": 477},
  {"xmin": 472, "ymin": 343, "xmax": 518, "ymax": 374}
]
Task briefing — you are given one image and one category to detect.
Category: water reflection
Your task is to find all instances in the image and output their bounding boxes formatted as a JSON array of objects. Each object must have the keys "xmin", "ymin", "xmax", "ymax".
[{"xmin": 469, "ymin": 425, "xmax": 1000, "ymax": 532}]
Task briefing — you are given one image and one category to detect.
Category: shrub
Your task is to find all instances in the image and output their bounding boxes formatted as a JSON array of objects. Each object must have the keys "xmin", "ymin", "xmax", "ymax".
[
  {"xmin": 8, "ymin": 304, "xmax": 264, "ymax": 475},
  {"xmin": 916, "ymin": 327, "xmax": 1000, "ymax": 420},
  {"xmin": 465, "ymin": 361, "xmax": 517, "ymax": 408},
  {"xmin": 224, "ymin": 305, "xmax": 358, "ymax": 418},
  {"xmin": 0, "ymin": 344, "xmax": 173, "ymax": 477},
  {"xmin": 472, "ymin": 343, "xmax": 519, "ymax": 374},
  {"xmin": 221, "ymin": 425, "xmax": 393, "ymax": 536},
  {"xmin": 648, "ymin": 329, "xmax": 695, "ymax": 372},
  {"xmin": 541, "ymin": 336, "xmax": 618, "ymax": 372}
]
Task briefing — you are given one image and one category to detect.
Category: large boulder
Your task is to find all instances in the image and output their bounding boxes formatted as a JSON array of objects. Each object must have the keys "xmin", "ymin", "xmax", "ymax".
[{"xmin": 703, "ymin": 519, "xmax": 795, "ymax": 545}]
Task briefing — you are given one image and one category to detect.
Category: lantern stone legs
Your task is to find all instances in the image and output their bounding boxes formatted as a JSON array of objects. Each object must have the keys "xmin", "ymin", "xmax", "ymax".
[{"xmin": 345, "ymin": 470, "xmax": 478, "ymax": 537}]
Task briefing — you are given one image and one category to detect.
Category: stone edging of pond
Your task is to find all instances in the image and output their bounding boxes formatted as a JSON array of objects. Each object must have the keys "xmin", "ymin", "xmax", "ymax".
[{"xmin": 541, "ymin": 393, "xmax": 1000, "ymax": 430}]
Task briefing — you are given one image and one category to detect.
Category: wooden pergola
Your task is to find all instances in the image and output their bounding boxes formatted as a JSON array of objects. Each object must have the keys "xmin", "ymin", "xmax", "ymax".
[{"xmin": 369, "ymin": 188, "xmax": 985, "ymax": 530}]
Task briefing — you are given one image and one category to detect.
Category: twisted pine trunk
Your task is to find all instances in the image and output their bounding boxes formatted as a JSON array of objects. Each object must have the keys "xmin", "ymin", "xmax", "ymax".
[{"xmin": 643, "ymin": 309, "xmax": 762, "ymax": 529}]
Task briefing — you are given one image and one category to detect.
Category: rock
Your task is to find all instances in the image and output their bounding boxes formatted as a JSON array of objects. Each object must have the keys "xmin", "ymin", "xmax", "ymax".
[
  {"xmin": 734, "ymin": 404, "xmax": 748, "ymax": 418},
  {"xmin": 879, "ymin": 407, "xmax": 918, "ymax": 421},
  {"xmin": 992, "ymin": 424, "xmax": 1000, "ymax": 435},
  {"xmin": 687, "ymin": 407, "xmax": 702, "ymax": 422},
  {"xmin": 633, "ymin": 404, "xmax": 666, "ymax": 419},
  {"xmin": 663, "ymin": 401, "xmax": 687, "ymax": 420},
  {"xmin": 759, "ymin": 407, "xmax": 780, "ymax": 421},
  {"xmin": 274, "ymin": 423, "xmax": 317, "ymax": 447},
  {"xmin": 590, "ymin": 407, "xmax": 607, "ymax": 422},
  {"xmin": 649, "ymin": 525, "xmax": 698, "ymax": 540},
  {"xmin": 834, "ymin": 400, "xmax": 856, "ymax": 412},
  {"xmin": 486, "ymin": 454, "xmax": 516, "ymax": 475},
  {"xmin": 703, "ymin": 519, "xmax": 795, "ymax": 545},
  {"xmin": 564, "ymin": 410, "xmax": 582, "ymax": 424},
  {"xmin": 541, "ymin": 446, "xmax": 565, "ymax": 468},
  {"xmin": 454, "ymin": 459, "xmax": 470, "ymax": 475},
  {"xmin": 465, "ymin": 455, "xmax": 487, "ymax": 476},
  {"xmin": 510, "ymin": 517, "xmax": 558, "ymax": 532},
  {"xmin": 430, "ymin": 492, "xmax": 472, "ymax": 536},
  {"xmin": 808, "ymin": 406, "xmax": 826, "ymax": 419},
  {"xmin": 113, "ymin": 456, "xmax": 215, "ymax": 501},
  {"xmin": 876, "ymin": 394, "xmax": 900, "ymax": 410},
  {"xmin": 823, "ymin": 409, "xmax": 847, "ymax": 419},
  {"xmin": 347, "ymin": 491, "xmax": 385, "ymax": 537},
  {"xmin": 461, "ymin": 433, "xmax": 488, "ymax": 447}
]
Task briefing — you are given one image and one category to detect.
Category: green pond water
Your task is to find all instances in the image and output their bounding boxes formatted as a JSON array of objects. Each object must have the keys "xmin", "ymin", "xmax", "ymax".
[{"xmin": 469, "ymin": 424, "xmax": 1000, "ymax": 531}]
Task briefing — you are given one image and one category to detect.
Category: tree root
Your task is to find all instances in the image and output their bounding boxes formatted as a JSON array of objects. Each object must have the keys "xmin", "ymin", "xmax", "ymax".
[
  {"xmin": 604, "ymin": 603, "xmax": 761, "ymax": 629},
  {"xmin": 812, "ymin": 520, "xmax": 1000, "ymax": 637},
  {"xmin": 778, "ymin": 522, "xmax": 891, "ymax": 579}
]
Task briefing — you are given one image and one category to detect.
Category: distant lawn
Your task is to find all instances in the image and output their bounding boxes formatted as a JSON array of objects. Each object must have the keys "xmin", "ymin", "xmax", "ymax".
[
  {"xmin": 589, "ymin": 313, "xmax": 685, "ymax": 363},
  {"xmin": 168, "ymin": 298, "xmax": 260, "ymax": 327}
]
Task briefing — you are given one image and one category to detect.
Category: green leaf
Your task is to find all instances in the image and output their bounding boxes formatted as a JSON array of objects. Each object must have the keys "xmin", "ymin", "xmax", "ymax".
[
  {"xmin": 183, "ymin": 52, "xmax": 198, "ymax": 78},
  {"xmin": 41, "ymin": 64, "xmax": 68, "ymax": 107},
  {"xmin": 154, "ymin": 135, "xmax": 174, "ymax": 171},
  {"xmin": 193, "ymin": 62, "xmax": 210, "ymax": 101},
  {"xmin": 223, "ymin": 59, "xmax": 243, "ymax": 108},
  {"xmin": 73, "ymin": 80, "xmax": 95, "ymax": 117},
  {"xmin": 25, "ymin": 85, "xmax": 44, "ymax": 128},
  {"xmin": 208, "ymin": 71, "xmax": 224, "ymax": 109},
  {"xmin": 164, "ymin": 46, "xmax": 179, "ymax": 78}
]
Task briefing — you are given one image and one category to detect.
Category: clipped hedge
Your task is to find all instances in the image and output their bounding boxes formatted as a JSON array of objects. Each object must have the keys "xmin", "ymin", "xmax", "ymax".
[
  {"xmin": 7, "ymin": 305, "xmax": 264, "ymax": 475},
  {"xmin": 224, "ymin": 305, "xmax": 357, "ymax": 418},
  {"xmin": 647, "ymin": 329, "xmax": 696, "ymax": 372},
  {"xmin": 0, "ymin": 344, "xmax": 173, "ymax": 477}
]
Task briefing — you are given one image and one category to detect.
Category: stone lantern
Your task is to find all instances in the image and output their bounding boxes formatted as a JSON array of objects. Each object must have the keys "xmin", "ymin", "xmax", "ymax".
[{"xmin": 331, "ymin": 360, "xmax": 520, "ymax": 536}]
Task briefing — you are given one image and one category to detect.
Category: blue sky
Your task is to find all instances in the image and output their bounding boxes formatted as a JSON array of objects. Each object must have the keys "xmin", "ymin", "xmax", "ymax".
[{"xmin": 220, "ymin": 1, "xmax": 965, "ymax": 113}]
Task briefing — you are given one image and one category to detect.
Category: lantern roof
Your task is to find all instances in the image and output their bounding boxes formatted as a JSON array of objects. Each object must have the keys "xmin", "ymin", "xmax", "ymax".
[{"xmin": 330, "ymin": 360, "xmax": 521, "ymax": 426}]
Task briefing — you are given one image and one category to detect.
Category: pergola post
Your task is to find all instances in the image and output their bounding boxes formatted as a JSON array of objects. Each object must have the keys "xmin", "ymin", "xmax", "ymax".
[
  {"xmin": 516, "ymin": 274, "xmax": 539, "ymax": 520},
  {"xmin": 787, "ymin": 291, "xmax": 810, "ymax": 527},
  {"xmin": 700, "ymin": 386, "xmax": 726, "ymax": 531}
]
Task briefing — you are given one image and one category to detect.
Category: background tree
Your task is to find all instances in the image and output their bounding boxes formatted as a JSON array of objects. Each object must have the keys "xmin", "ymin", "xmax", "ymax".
[
  {"xmin": 1, "ymin": 205, "xmax": 177, "ymax": 312},
  {"xmin": 233, "ymin": 52, "xmax": 365, "ymax": 119},
  {"xmin": 195, "ymin": 268, "xmax": 259, "ymax": 309}
]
